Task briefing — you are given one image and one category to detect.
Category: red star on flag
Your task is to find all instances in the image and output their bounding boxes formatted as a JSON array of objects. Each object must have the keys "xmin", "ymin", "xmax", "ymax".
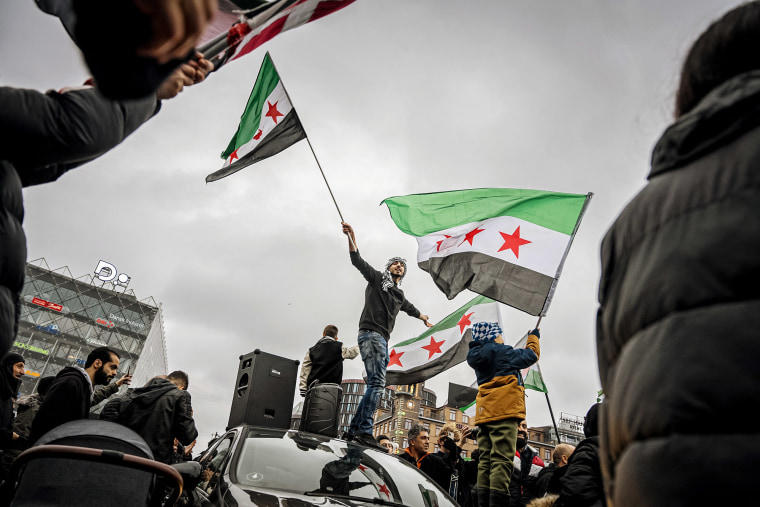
[
  {"xmin": 460, "ymin": 227, "xmax": 485, "ymax": 246},
  {"xmin": 358, "ymin": 464, "xmax": 367, "ymax": 471},
  {"xmin": 253, "ymin": 129, "xmax": 263, "ymax": 140},
  {"xmin": 457, "ymin": 312, "xmax": 474, "ymax": 334},
  {"xmin": 229, "ymin": 149, "xmax": 239, "ymax": 163},
  {"xmin": 388, "ymin": 349, "xmax": 404, "ymax": 368},
  {"xmin": 378, "ymin": 484, "xmax": 391, "ymax": 498},
  {"xmin": 421, "ymin": 336, "xmax": 445, "ymax": 359},
  {"xmin": 436, "ymin": 235, "xmax": 452, "ymax": 252},
  {"xmin": 498, "ymin": 226, "xmax": 532, "ymax": 258},
  {"xmin": 266, "ymin": 101, "xmax": 284, "ymax": 124}
]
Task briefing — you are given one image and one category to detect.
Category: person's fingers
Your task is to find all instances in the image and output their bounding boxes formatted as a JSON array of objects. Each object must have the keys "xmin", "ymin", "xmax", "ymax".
[{"xmin": 135, "ymin": 0, "xmax": 185, "ymax": 63}]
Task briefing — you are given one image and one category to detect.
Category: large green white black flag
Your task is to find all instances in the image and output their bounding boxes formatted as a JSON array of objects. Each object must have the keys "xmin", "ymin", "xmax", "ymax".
[{"xmin": 383, "ymin": 188, "xmax": 592, "ymax": 316}]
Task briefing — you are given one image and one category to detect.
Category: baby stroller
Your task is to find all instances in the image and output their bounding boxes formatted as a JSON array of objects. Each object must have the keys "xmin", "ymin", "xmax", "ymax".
[{"xmin": 0, "ymin": 419, "xmax": 190, "ymax": 506}]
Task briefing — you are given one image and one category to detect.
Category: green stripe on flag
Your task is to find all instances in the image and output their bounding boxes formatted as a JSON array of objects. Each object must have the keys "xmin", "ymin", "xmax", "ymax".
[
  {"xmin": 221, "ymin": 53, "xmax": 280, "ymax": 159},
  {"xmin": 393, "ymin": 295, "xmax": 493, "ymax": 347},
  {"xmin": 524, "ymin": 367, "xmax": 548, "ymax": 393},
  {"xmin": 382, "ymin": 188, "xmax": 589, "ymax": 237}
]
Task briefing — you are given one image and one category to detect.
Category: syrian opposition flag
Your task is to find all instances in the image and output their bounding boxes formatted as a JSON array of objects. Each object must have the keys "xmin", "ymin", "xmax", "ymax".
[
  {"xmin": 206, "ymin": 52, "xmax": 306, "ymax": 182},
  {"xmin": 513, "ymin": 331, "xmax": 548, "ymax": 393},
  {"xmin": 199, "ymin": 0, "xmax": 358, "ymax": 72},
  {"xmin": 382, "ymin": 188, "xmax": 592, "ymax": 316},
  {"xmin": 385, "ymin": 295, "xmax": 498, "ymax": 386}
]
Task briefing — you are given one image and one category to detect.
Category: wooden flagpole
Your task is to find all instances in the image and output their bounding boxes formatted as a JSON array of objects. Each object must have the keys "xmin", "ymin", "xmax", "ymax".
[{"xmin": 267, "ymin": 53, "xmax": 356, "ymax": 250}]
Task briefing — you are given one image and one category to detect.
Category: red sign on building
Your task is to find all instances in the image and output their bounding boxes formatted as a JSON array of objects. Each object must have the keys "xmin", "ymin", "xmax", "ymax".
[
  {"xmin": 95, "ymin": 318, "xmax": 115, "ymax": 329},
  {"xmin": 31, "ymin": 297, "xmax": 63, "ymax": 312}
]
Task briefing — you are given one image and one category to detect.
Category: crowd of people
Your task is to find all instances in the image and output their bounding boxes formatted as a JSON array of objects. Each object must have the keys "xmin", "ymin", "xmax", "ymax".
[{"xmin": 0, "ymin": 347, "xmax": 199, "ymax": 485}]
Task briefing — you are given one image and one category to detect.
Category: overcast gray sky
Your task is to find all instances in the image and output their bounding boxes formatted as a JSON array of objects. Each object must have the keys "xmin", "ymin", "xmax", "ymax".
[{"xmin": 1, "ymin": 1, "xmax": 739, "ymax": 445}]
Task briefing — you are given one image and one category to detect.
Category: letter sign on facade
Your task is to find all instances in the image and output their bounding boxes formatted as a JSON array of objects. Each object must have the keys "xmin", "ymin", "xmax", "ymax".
[{"xmin": 94, "ymin": 260, "xmax": 131, "ymax": 288}]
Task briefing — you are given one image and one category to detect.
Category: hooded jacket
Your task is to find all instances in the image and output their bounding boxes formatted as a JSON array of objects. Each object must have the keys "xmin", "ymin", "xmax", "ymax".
[
  {"xmin": 466, "ymin": 333, "xmax": 539, "ymax": 425},
  {"xmin": 100, "ymin": 377, "xmax": 197, "ymax": 464},
  {"xmin": 597, "ymin": 70, "xmax": 760, "ymax": 506},
  {"xmin": 0, "ymin": 353, "xmax": 23, "ymax": 448},
  {"xmin": 29, "ymin": 366, "xmax": 92, "ymax": 443}
]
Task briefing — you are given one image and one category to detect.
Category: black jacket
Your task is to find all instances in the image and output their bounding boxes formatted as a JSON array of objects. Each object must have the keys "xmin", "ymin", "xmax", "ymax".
[
  {"xmin": 400, "ymin": 448, "xmax": 456, "ymax": 494},
  {"xmin": 350, "ymin": 251, "xmax": 420, "ymax": 341},
  {"xmin": 0, "ymin": 86, "xmax": 158, "ymax": 359},
  {"xmin": 30, "ymin": 367, "xmax": 91, "ymax": 443},
  {"xmin": 100, "ymin": 378, "xmax": 198, "ymax": 464},
  {"xmin": 554, "ymin": 437, "xmax": 605, "ymax": 507},
  {"xmin": 597, "ymin": 70, "xmax": 760, "ymax": 506}
]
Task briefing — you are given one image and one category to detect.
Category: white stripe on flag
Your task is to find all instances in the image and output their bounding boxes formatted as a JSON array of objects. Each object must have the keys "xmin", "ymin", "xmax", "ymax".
[
  {"xmin": 416, "ymin": 216, "xmax": 571, "ymax": 277},
  {"xmin": 221, "ymin": 81, "xmax": 292, "ymax": 168},
  {"xmin": 387, "ymin": 302, "xmax": 500, "ymax": 373}
]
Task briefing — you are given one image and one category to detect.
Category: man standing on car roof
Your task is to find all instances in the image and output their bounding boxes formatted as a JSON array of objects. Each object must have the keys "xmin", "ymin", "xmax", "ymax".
[{"xmin": 341, "ymin": 222, "xmax": 433, "ymax": 450}]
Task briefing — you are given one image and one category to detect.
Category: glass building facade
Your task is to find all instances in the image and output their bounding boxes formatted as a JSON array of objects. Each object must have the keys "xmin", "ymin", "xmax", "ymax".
[{"xmin": 11, "ymin": 258, "xmax": 168, "ymax": 399}]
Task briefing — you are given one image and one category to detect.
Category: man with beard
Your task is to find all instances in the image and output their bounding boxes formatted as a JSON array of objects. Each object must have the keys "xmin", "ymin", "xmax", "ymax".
[
  {"xmin": 30, "ymin": 347, "xmax": 120, "ymax": 443},
  {"xmin": 340, "ymin": 222, "xmax": 433, "ymax": 449},
  {"xmin": 510, "ymin": 419, "xmax": 546, "ymax": 506}
]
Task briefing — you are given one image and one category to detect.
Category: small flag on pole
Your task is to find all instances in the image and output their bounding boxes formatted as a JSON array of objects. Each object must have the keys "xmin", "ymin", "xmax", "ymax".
[
  {"xmin": 382, "ymin": 188, "xmax": 592, "ymax": 316},
  {"xmin": 206, "ymin": 52, "xmax": 306, "ymax": 182}
]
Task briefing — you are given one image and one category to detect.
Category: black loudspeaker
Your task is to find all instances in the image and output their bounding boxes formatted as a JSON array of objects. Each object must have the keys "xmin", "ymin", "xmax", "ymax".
[{"xmin": 227, "ymin": 349, "xmax": 299, "ymax": 430}]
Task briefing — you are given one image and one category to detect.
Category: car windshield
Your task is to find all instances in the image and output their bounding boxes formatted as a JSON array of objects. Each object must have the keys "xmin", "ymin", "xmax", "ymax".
[{"xmin": 232, "ymin": 428, "xmax": 450, "ymax": 506}]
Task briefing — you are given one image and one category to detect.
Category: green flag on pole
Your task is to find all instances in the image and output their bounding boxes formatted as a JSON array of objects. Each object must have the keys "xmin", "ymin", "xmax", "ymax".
[{"xmin": 206, "ymin": 52, "xmax": 306, "ymax": 182}]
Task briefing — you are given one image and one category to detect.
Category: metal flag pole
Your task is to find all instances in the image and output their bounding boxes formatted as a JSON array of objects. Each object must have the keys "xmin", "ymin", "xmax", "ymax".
[{"xmin": 266, "ymin": 52, "xmax": 357, "ymax": 250}]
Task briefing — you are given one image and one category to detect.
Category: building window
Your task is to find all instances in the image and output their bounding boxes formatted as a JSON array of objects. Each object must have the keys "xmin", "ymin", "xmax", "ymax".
[
  {"xmin": 462, "ymin": 415, "xmax": 469, "ymax": 424},
  {"xmin": 404, "ymin": 419, "xmax": 412, "ymax": 430},
  {"xmin": 408, "ymin": 401, "xmax": 414, "ymax": 409},
  {"xmin": 545, "ymin": 449, "xmax": 551, "ymax": 461},
  {"xmin": 449, "ymin": 411, "xmax": 456, "ymax": 421},
  {"xmin": 423, "ymin": 422, "xmax": 430, "ymax": 431},
  {"xmin": 403, "ymin": 439, "xmax": 408, "ymax": 449},
  {"xmin": 419, "ymin": 408, "xmax": 424, "ymax": 417}
]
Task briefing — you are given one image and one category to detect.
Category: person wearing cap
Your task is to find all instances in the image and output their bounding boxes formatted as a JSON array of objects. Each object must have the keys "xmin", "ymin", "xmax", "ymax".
[
  {"xmin": 466, "ymin": 322, "xmax": 540, "ymax": 507},
  {"xmin": 0, "ymin": 352, "xmax": 25, "ymax": 472},
  {"xmin": 340, "ymin": 222, "xmax": 433, "ymax": 450}
]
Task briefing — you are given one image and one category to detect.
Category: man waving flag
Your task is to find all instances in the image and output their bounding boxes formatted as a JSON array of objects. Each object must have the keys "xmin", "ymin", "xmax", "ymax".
[
  {"xmin": 383, "ymin": 188, "xmax": 592, "ymax": 316},
  {"xmin": 206, "ymin": 52, "xmax": 305, "ymax": 182}
]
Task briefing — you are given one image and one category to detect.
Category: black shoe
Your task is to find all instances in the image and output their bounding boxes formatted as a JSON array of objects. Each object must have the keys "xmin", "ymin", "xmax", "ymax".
[
  {"xmin": 353, "ymin": 433, "xmax": 385, "ymax": 451},
  {"xmin": 342, "ymin": 431, "xmax": 355, "ymax": 442}
]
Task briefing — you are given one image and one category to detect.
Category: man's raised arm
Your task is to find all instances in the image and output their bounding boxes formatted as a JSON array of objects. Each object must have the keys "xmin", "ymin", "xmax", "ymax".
[{"xmin": 342, "ymin": 222, "xmax": 358, "ymax": 252}]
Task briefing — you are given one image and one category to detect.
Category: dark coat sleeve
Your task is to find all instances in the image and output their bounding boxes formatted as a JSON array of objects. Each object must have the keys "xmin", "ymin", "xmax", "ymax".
[
  {"xmin": 91, "ymin": 383, "xmax": 120, "ymax": 406},
  {"xmin": 0, "ymin": 86, "xmax": 158, "ymax": 186},
  {"xmin": 555, "ymin": 438, "xmax": 606, "ymax": 507},
  {"xmin": 173, "ymin": 391, "xmax": 198, "ymax": 445},
  {"xmin": 99, "ymin": 397, "xmax": 122, "ymax": 422}
]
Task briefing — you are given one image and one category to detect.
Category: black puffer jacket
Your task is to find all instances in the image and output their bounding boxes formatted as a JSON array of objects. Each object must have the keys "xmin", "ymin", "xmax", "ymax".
[
  {"xmin": 597, "ymin": 70, "xmax": 760, "ymax": 506},
  {"xmin": 0, "ymin": 86, "xmax": 158, "ymax": 358},
  {"xmin": 555, "ymin": 404, "xmax": 606, "ymax": 507},
  {"xmin": 100, "ymin": 378, "xmax": 198, "ymax": 464}
]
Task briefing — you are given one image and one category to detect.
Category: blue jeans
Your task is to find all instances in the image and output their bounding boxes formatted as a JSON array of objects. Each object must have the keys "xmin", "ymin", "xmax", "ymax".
[{"xmin": 348, "ymin": 330, "xmax": 389, "ymax": 435}]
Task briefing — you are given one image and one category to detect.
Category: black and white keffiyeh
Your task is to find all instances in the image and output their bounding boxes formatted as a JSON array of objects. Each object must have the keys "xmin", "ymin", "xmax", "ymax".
[{"xmin": 381, "ymin": 257, "xmax": 407, "ymax": 292}]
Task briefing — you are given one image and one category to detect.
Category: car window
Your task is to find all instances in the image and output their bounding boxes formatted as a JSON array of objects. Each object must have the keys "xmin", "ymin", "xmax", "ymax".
[
  {"xmin": 199, "ymin": 433, "xmax": 234, "ymax": 494},
  {"xmin": 231, "ymin": 429, "xmax": 452, "ymax": 507}
]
